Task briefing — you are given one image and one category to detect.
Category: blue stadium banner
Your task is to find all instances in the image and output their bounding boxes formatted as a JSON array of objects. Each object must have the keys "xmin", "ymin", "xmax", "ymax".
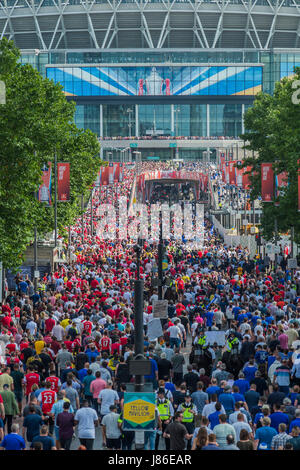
[{"xmin": 46, "ymin": 65, "xmax": 262, "ymax": 97}]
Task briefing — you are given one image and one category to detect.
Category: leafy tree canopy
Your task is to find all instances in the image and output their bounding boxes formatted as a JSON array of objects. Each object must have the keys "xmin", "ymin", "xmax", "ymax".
[
  {"xmin": 241, "ymin": 68, "xmax": 300, "ymax": 243},
  {"xmin": 0, "ymin": 38, "xmax": 102, "ymax": 269}
]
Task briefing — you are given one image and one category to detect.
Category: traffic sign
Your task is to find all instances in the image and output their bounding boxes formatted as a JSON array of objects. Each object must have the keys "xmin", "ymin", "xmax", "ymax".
[
  {"xmin": 153, "ymin": 299, "xmax": 168, "ymax": 318},
  {"xmin": 123, "ymin": 392, "xmax": 156, "ymax": 431}
]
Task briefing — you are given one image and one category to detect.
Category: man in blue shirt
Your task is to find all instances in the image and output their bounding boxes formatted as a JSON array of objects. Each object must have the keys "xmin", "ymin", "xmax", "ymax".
[
  {"xmin": 254, "ymin": 417, "xmax": 277, "ymax": 450},
  {"xmin": 206, "ymin": 378, "xmax": 221, "ymax": 397},
  {"xmin": 218, "ymin": 386, "xmax": 235, "ymax": 417},
  {"xmin": 289, "ymin": 409, "xmax": 300, "ymax": 433},
  {"xmin": 144, "ymin": 354, "xmax": 158, "ymax": 388},
  {"xmin": 269, "ymin": 403, "xmax": 289, "ymax": 432},
  {"xmin": 30, "ymin": 425, "xmax": 56, "ymax": 450},
  {"xmin": 23, "ymin": 404, "xmax": 44, "ymax": 443},
  {"xmin": 0, "ymin": 423, "xmax": 26, "ymax": 450},
  {"xmin": 233, "ymin": 372, "xmax": 250, "ymax": 395},
  {"xmin": 243, "ymin": 359, "xmax": 258, "ymax": 383}
]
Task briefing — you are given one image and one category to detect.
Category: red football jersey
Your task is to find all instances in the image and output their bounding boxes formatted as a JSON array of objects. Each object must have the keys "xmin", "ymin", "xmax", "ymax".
[
  {"xmin": 100, "ymin": 336, "xmax": 111, "ymax": 351},
  {"xmin": 40, "ymin": 390, "xmax": 57, "ymax": 414},
  {"xmin": 82, "ymin": 320, "xmax": 92, "ymax": 334},
  {"xmin": 45, "ymin": 376, "xmax": 60, "ymax": 393},
  {"xmin": 25, "ymin": 372, "xmax": 40, "ymax": 396}
]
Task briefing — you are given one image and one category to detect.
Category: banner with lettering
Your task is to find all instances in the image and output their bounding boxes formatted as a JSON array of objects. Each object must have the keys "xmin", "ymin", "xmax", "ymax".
[
  {"xmin": 228, "ymin": 160, "xmax": 236, "ymax": 185},
  {"xmin": 57, "ymin": 162, "xmax": 70, "ymax": 201},
  {"xmin": 235, "ymin": 161, "xmax": 244, "ymax": 188},
  {"xmin": 242, "ymin": 166, "xmax": 252, "ymax": 190},
  {"xmin": 261, "ymin": 163, "xmax": 274, "ymax": 202},
  {"xmin": 38, "ymin": 162, "xmax": 52, "ymax": 206},
  {"xmin": 225, "ymin": 162, "xmax": 230, "ymax": 184}
]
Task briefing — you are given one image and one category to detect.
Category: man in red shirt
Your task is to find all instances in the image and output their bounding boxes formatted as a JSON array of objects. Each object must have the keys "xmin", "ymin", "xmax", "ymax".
[
  {"xmin": 24, "ymin": 366, "xmax": 40, "ymax": 401},
  {"xmin": 82, "ymin": 317, "xmax": 93, "ymax": 336},
  {"xmin": 100, "ymin": 332, "xmax": 112, "ymax": 354},
  {"xmin": 45, "ymin": 371, "xmax": 61, "ymax": 393},
  {"xmin": 38, "ymin": 381, "xmax": 57, "ymax": 433},
  {"xmin": 45, "ymin": 315, "xmax": 56, "ymax": 334}
]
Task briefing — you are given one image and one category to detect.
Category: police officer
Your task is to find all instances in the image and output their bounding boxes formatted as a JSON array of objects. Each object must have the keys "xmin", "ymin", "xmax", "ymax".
[
  {"xmin": 193, "ymin": 329, "xmax": 208, "ymax": 349},
  {"xmin": 155, "ymin": 388, "xmax": 174, "ymax": 450},
  {"xmin": 177, "ymin": 391, "xmax": 197, "ymax": 450},
  {"xmin": 226, "ymin": 332, "xmax": 240, "ymax": 354}
]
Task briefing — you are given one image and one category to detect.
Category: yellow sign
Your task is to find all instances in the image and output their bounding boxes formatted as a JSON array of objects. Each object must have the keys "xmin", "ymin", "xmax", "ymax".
[{"xmin": 123, "ymin": 393, "xmax": 156, "ymax": 430}]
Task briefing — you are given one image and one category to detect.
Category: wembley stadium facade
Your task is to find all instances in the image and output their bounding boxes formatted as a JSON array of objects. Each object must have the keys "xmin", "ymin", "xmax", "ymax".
[{"xmin": 3, "ymin": 0, "xmax": 300, "ymax": 161}]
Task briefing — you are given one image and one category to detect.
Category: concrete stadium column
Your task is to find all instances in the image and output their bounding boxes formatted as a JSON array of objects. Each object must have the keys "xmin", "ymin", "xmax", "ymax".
[
  {"xmin": 100, "ymin": 104, "xmax": 103, "ymax": 138},
  {"xmin": 206, "ymin": 104, "xmax": 210, "ymax": 137},
  {"xmin": 135, "ymin": 104, "xmax": 139, "ymax": 137},
  {"xmin": 242, "ymin": 103, "xmax": 245, "ymax": 134},
  {"xmin": 171, "ymin": 104, "xmax": 175, "ymax": 135}
]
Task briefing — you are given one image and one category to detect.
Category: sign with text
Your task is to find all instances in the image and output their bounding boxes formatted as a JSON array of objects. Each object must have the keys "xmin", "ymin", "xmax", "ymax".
[
  {"xmin": 153, "ymin": 300, "xmax": 168, "ymax": 318},
  {"xmin": 57, "ymin": 162, "xmax": 70, "ymax": 201},
  {"xmin": 38, "ymin": 162, "xmax": 52, "ymax": 206},
  {"xmin": 123, "ymin": 392, "xmax": 156, "ymax": 431},
  {"xmin": 261, "ymin": 163, "xmax": 274, "ymax": 202}
]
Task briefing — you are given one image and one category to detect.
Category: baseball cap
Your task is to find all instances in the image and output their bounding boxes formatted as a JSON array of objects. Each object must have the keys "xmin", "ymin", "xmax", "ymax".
[{"xmin": 258, "ymin": 443, "xmax": 268, "ymax": 450}]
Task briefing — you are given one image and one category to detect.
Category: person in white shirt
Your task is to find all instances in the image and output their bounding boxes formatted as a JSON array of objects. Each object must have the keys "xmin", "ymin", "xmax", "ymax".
[
  {"xmin": 167, "ymin": 320, "xmax": 182, "ymax": 350},
  {"xmin": 202, "ymin": 399, "xmax": 225, "ymax": 419}
]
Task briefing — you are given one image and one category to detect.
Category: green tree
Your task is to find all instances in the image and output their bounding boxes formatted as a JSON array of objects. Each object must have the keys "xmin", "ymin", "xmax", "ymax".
[
  {"xmin": 241, "ymin": 68, "xmax": 300, "ymax": 244},
  {"xmin": 0, "ymin": 38, "xmax": 101, "ymax": 269}
]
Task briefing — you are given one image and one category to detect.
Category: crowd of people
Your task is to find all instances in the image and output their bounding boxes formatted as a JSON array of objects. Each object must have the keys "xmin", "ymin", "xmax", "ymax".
[{"xmin": 0, "ymin": 161, "xmax": 299, "ymax": 452}]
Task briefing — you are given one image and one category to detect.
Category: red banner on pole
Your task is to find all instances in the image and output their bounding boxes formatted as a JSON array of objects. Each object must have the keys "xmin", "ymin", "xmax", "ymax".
[
  {"xmin": 38, "ymin": 162, "xmax": 52, "ymax": 206},
  {"xmin": 242, "ymin": 166, "xmax": 252, "ymax": 190},
  {"xmin": 57, "ymin": 162, "xmax": 70, "ymax": 201},
  {"xmin": 261, "ymin": 163, "xmax": 274, "ymax": 202},
  {"xmin": 228, "ymin": 161, "xmax": 236, "ymax": 185}
]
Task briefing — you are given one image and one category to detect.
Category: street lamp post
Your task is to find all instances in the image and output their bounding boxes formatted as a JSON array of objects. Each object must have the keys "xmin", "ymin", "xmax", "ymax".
[
  {"xmin": 90, "ymin": 187, "xmax": 94, "ymax": 237},
  {"xmin": 158, "ymin": 210, "xmax": 164, "ymax": 300}
]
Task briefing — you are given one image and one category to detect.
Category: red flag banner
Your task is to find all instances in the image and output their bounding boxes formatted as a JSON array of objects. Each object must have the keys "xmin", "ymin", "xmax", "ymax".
[
  {"xmin": 101, "ymin": 166, "xmax": 110, "ymax": 185},
  {"xmin": 228, "ymin": 161, "xmax": 236, "ymax": 185},
  {"xmin": 261, "ymin": 163, "xmax": 274, "ymax": 202},
  {"xmin": 242, "ymin": 166, "xmax": 252, "ymax": 190},
  {"xmin": 38, "ymin": 162, "xmax": 52, "ymax": 206},
  {"xmin": 57, "ymin": 162, "xmax": 70, "ymax": 201}
]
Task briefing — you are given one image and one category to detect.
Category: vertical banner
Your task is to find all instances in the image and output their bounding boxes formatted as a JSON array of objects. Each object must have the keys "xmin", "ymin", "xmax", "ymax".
[
  {"xmin": 242, "ymin": 166, "xmax": 252, "ymax": 190},
  {"xmin": 275, "ymin": 171, "xmax": 288, "ymax": 206},
  {"xmin": 101, "ymin": 166, "xmax": 110, "ymax": 185},
  {"xmin": 38, "ymin": 162, "xmax": 52, "ymax": 206},
  {"xmin": 57, "ymin": 162, "xmax": 70, "ymax": 201},
  {"xmin": 108, "ymin": 162, "xmax": 115, "ymax": 185},
  {"xmin": 235, "ymin": 161, "xmax": 243, "ymax": 188},
  {"xmin": 261, "ymin": 163, "xmax": 274, "ymax": 202},
  {"xmin": 113, "ymin": 163, "xmax": 120, "ymax": 183},
  {"xmin": 228, "ymin": 161, "xmax": 236, "ymax": 185},
  {"xmin": 225, "ymin": 162, "xmax": 230, "ymax": 184},
  {"xmin": 118, "ymin": 163, "xmax": 124, "ymax": 182}
]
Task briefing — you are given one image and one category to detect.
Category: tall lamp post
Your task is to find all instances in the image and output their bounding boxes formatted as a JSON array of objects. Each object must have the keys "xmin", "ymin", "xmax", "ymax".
[{"xmin": 158, "ymin": 209, "xmax": 164, "ymax": 300}]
